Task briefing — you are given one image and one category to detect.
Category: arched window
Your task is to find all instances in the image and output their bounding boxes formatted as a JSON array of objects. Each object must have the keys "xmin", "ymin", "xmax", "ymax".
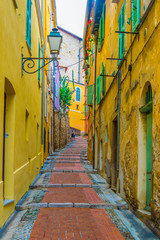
[{"xmin": 76, "ymin": 87, "xmax": 81, "ymax": 102}]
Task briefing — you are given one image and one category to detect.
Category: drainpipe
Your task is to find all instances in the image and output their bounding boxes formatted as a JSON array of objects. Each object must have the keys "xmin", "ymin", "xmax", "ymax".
[
  {"xmin": 41, "ymin": 47, "xmax": 44, "ymax": 166},
  {"xmin": 117, "ymin": 69, "xmax": 121, "ymax": 178},
  {"xmin": 93, "ymin": 36, "xmax": 97, "ymax": 169},
  {"xmin": 53, "ymin": 61, "xmax": 55, "ymax": 152},
  {"xmin": 78, "ymin": 46, "xmax": 83, "ymax": 83}
]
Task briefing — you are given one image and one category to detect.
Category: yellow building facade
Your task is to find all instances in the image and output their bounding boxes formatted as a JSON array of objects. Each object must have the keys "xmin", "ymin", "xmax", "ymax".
[
  {"xmin": 0, "ymin": 0, "xmax": 56, "ymax": 228},
  {"xmin": 68, "ymin": 81, "xmax": 85, "ymax": 133},
  {"xmin": 84, "ymin": 0, "xmax": 160, "ymax": 232}
]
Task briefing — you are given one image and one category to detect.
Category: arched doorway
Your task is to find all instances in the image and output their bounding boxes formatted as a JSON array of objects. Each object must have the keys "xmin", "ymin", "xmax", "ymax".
[
  {"xmin": 138, "ymin": 82, "xmax": 153, "ymax": 210},
  {"xmin": 3, "ymin": 78, "xmax": 15, "ymax": 201}
]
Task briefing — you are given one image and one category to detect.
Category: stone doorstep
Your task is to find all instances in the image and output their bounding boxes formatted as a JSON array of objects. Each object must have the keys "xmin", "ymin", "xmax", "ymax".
[
  {"xmin": 40, "ymin": 170, "xmax": 86, "ymax": 173},
  {"xmin": 15, "ymin": 202, "xmax": 115, "ymax": 211},
  {"xmin": 131, "ymin": 208, "xmax": 160, "ymax": 239},
  {"xmin": 45, "ymin": 161, "xmax": 81, "ymax": 164},
  {"xmin": 30, "ymin": 184, "xmax": 94, "ymax": 189}
]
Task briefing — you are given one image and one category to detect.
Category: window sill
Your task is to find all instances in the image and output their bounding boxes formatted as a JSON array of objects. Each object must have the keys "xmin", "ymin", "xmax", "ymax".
[
  {"xmin": 26, "ymin": 40, "xmax": 32, "ymax": 56},
  {"xmin": 3, "ymin": 199, "xmax": 15, "ymax": 207}
]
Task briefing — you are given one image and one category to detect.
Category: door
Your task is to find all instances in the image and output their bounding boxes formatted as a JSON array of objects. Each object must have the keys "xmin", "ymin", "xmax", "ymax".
[
  {"xmin": 146, "ymin": 111, "xmax": 152, "ymax": 207},
  {"xmin": 99, "ymin": 140, "xmax": 103, "ymax": 170},
  {"xmin": 112, "ymin": 119, "xmax": 118, "ymax": 190}
]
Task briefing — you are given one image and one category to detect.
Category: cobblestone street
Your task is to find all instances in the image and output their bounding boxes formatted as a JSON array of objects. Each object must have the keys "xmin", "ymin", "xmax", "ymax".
[{"xmin": 0, "ymin": 137, "xmax": 159, "ymax": 240}]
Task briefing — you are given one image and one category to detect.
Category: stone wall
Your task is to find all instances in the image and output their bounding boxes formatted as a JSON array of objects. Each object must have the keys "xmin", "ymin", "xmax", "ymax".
[{"xmin": 54, "ymin": 111, "xmax": 60, "ymax": 151}]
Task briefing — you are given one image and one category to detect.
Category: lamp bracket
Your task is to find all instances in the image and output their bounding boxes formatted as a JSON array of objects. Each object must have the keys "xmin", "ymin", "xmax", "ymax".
[{"xmin": 21, "ymin": 54, "xmax": 58, "ymax": 76}]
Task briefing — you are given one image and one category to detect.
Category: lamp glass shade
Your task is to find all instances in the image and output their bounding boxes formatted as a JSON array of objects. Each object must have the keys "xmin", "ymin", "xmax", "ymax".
[{"xmin": 48, "ymin": 28, "xmax": 62, "ymax": 54}]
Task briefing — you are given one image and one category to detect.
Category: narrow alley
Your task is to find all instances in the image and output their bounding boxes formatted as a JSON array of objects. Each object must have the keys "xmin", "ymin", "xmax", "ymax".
[{"xmin": 0, "ymin": 137, "xmax": 158, "ymax": 239}]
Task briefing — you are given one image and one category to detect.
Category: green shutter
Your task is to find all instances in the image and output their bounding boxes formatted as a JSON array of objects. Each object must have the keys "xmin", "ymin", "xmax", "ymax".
[
  {"xmin": 97, "ymin": 76, "xmax": 101, "ymax": 105},
  {"xmin": 132, "ymin": 0, "xmax": 140, "ymax": 32},
  {"xmin": 87, "ymin": 84, "xmax": 94, "ymax": 105},
  {"xmin": 118, "ymin": 13, "xmax": 122, "ymax": 63},
  {"xmin": 118, "ymin": 3, "xmax": 125, "ymax": 64},
  {"xmin": 99, "ymin": 18, "xmax": 102, "ymax": 51},
  {"xmin": 102, "ymin": 4, "xmax": 105, "ymax": 40},
  {"xmin": 85, "ymin": 105, "xmax": 87, "ymax": 117},
  {"xmin": 101, "ymin": 62, "xmax": 105, "ymax": 96}
]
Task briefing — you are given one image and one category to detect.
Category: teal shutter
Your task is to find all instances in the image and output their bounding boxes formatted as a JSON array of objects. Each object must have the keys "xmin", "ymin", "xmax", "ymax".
[
  {"xmin": 132, "ymin": 0, "xmax": 140, "ymax": 32},
  {"xmin": 38, "ymin": 42, "xmax": 41, "ymax": 81},
  {"xmin": 87, "ymin": 84, "xmax": 93, "ymax": 105},
  {"xmin": 99, "ymin": 18, "xmax": 102, "ymax": 51},
  {"xmin": 101, "ymin": 62, "xmax": 105, "ymax": 96},
  {"xmin": 97, "ymin": 76, "xmax": 101, "ymax": 105},
  {"xmin": 121, "ymin": 4, "xmax": 125, "ymax": 57},
  {"xmin": 26, "ymin": 0, "xmax": 32, "ymax": 49},
  {"xmin": 102, "ymin": 4, "xmax": 105, "ymax": 40}
]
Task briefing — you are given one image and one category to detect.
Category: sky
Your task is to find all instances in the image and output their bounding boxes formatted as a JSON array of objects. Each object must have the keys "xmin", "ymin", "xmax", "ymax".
[{"xmin": 55, "ymin": 0, "xmax": 87, "ymax": 39}]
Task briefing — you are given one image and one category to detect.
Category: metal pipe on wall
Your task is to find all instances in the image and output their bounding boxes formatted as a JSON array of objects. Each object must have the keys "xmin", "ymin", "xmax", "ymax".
[{"xmin": 93, "ymin": 36, "xmax": 97, "ymax": 169}]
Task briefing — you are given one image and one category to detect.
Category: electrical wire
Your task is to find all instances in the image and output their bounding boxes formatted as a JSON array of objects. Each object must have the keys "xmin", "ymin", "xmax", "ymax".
[{"xmin": 44, "ymin": 52, "xmax": 95, "ymax": 71}]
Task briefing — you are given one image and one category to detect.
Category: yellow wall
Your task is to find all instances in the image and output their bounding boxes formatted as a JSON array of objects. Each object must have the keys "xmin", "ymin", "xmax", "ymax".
[
  {"xmin": 68, "ymin": 81, "xmax": 85, "ymax": 133},
  {"xmin": 0, "ymin": 0, "xmax": 54, "ymax": 228},
  {"xmin": 84, "ymin": 0, "xmax": 160, "ymax": 228}
]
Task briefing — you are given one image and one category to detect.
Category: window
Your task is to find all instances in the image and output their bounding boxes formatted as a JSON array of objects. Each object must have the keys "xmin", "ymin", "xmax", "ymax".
[
  {"xmin": 96, "ymin": 76, "xmax": 101, "ymax": 105},
  {"xmin": 76, "ymin": 105, "xmax": 79, "ymax": 110},
  {"xmin": 26, "ymin": 0, "xmax": 32, "ymax": 49},
  {"xmin": 132, "ymin": 0, "xmax": 140, "ymax": 32},
  {"xmin": 99, "ymin": 3, "xmax": 105, "ymax": 51},
  {"xmin": 76, "ymin": 87, "xmax": 81, "ymax": 102},
  {"xmin": 118, "ymin": 3, "xmax": 125, "ymax": 64},
  {"xmin": 38, "ymin": 42, "xmax": 41, "ymax": 81}
]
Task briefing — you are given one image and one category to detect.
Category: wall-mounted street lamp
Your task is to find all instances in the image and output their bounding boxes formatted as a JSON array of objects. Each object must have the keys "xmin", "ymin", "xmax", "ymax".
[{"xmin": 22, "ymin": 28, "xmax": 62, "ymax": 75}]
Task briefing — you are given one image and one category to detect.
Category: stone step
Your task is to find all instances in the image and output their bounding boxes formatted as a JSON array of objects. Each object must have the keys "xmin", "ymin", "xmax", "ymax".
[
  {"xmin": 45, "ymin": 160, "xmax": 81, "ymax": 164},
  {"xmin": 30, "ymin": 183, "xmax": 94, "ymax": 189},
  {"xmin": 15, "ymin": 202, "xmax": 117, "ymax": 211}
]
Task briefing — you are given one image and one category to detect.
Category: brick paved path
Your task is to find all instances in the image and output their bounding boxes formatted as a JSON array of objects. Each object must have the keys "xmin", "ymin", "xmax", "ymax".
[{"xmin": 29, "ymin": 137, "xmax": 124, "ymax": 240}]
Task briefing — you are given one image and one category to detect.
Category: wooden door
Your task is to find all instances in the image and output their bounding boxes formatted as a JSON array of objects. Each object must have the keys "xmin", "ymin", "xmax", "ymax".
[{"xmin": 146, "ymin": 111, "xmax": 152, "ymax": 207}]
